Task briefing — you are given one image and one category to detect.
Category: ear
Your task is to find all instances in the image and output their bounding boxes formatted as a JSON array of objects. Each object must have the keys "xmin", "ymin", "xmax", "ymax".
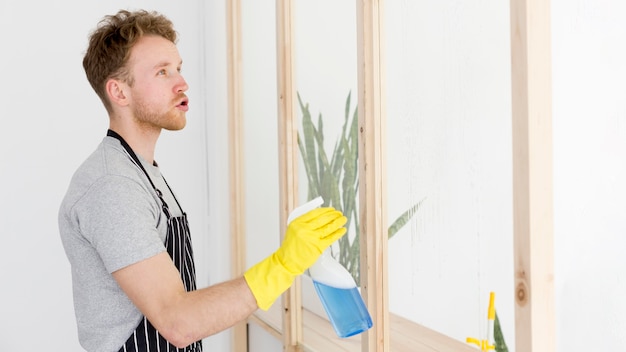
[{"xmin": 105, "ymin": 79, "xmax": 130, "ymax": 107}]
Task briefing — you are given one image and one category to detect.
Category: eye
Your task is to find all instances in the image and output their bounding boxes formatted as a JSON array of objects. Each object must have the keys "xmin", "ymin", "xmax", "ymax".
[{"xmin": 157, "ymin": 69, "xmax": 167, "ymax": 76}]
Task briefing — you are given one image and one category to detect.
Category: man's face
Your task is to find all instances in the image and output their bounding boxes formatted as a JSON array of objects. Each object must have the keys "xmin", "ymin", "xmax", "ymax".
[{"xmin": 125, "ymin": 35, "xmax": 189, "ymax": 131}]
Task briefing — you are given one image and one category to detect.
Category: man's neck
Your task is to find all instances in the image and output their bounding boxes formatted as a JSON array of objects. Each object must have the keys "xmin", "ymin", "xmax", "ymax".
[{"xmin": 109, "ymin": 121, "xmax": 160, "ymax": 164}]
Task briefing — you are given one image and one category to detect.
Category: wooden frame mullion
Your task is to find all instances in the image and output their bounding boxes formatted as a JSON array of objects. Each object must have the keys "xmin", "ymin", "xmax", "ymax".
[
  {"xmin": 226, "ymin": 0, "xmax": 247, "ymax": 350},
  {"xmin": 510, "ymin": 0, "xmax": 556, "ymax": 351},
  {"xmin": 356, "ymin": 1, "xmax": 388, "ymax": 351},
  {"xmin": 276, "ymin": 0, "xmax": 303, "ymax": 351}
]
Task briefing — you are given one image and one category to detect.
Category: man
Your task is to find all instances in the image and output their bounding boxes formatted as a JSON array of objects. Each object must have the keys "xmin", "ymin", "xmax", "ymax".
[{"xmin": 59, "ymin": 9, "xmax": 347, "ymax": 352}]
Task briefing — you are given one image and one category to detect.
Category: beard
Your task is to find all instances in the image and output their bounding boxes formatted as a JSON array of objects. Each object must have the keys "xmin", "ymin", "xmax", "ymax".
[{"xmin": 132, "ymin": 95, "xmax": 187, "ymax": 131}]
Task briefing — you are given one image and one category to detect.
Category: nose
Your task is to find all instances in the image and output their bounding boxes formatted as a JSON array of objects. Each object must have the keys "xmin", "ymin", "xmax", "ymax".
[{"xmin": 175, "ymin": 73, "xmax": 189, "ymax": 93}]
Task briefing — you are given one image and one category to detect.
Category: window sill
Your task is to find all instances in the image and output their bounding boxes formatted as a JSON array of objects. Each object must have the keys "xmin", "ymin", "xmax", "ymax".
[{"xmin": 250, "ymin": 306, "xmax": 477, "ymax": 352}]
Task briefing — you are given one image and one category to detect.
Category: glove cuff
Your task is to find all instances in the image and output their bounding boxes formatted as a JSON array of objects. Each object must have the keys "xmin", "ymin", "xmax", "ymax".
[{"xmin": 244, "ymin": 253, "xmax": 296, "ymax": 310}]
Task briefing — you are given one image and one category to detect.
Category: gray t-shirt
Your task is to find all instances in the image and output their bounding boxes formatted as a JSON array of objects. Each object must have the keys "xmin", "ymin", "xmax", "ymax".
[{"xmin": 59, "ymin": 136, "xmax": 182, "ymax": 352}]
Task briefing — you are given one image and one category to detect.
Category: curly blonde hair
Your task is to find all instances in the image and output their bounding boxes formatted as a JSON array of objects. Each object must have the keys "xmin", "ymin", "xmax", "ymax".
[{"xmin": 82, "ymin": 9, "xmax": 178, "ymax": 112}]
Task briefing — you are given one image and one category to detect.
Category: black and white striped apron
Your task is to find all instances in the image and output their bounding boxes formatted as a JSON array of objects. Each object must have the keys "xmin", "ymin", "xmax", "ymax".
[{"xmin": 107, "ymin": 130, "xmax": 203, "ymax": 352}]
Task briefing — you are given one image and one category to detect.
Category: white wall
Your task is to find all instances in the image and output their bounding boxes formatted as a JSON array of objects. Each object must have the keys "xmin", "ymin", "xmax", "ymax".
[{"xmin": 0, "ymin": 1, "xmax": 232, "ymax": 350}]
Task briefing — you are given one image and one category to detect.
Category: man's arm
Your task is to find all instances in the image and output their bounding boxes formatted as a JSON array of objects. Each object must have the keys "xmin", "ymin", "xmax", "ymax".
[
  {"xmin": 113, "ymin": 252, "xmax": 257, "ymax": 348},
  {"xmin": 113, "ymin": 206, "xmax": 347, "ymax": 349}
]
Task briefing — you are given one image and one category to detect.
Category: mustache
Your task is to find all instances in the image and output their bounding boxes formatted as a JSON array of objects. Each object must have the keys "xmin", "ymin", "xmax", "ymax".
[{"xmin": 174, "ymin": 94, "xmax": 189, "ymax": 105}]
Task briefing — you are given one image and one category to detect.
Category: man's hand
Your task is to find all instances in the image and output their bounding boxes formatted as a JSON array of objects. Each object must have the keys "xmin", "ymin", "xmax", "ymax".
[{"xmin": 244, "ymin": 207, "xmax": 347, "ymax": 310}]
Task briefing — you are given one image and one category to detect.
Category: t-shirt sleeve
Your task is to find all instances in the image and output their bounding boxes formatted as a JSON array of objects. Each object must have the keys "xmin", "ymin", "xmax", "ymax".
[{"xmin": 75, "ymin": 174, "xmax": 166, "ymax": 273}]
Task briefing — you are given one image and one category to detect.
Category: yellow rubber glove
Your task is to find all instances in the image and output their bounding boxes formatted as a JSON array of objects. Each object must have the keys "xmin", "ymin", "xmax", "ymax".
[{"xmin": 244, "ymin": 207, "xmax": 347, "ymax": 310}]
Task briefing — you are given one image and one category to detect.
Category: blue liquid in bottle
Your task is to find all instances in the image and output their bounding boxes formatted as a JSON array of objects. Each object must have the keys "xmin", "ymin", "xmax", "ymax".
[
  {"xmin": 288, "ymin": 196, "xmax": 373, "ymax": 338},
  {"xmin": 313, "ymin": 281, "xmax": 373, "ymax": 338}
]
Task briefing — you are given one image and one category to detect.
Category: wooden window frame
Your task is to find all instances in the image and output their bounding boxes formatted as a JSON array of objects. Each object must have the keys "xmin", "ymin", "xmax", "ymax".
[
  {"xmin": 227, "ymin": 0, "xmax": 555, "ymax": 351},
  {"xmin": 226, "ymin": 0, "xmax": 247, "ymax": 351},
  {"xmin": 509, "ymin": 0, "xmax": 555, "ymax": 351}
]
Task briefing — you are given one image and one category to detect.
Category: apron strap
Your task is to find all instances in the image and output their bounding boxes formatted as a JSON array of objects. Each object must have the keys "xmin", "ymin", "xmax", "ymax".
[
  {"xmin": 107, "ymin": 130, "xmax": 157, "ymax": 190},
  {"xmin": 107, "ymin": 129, "xmax": 185, "ymax": 216}
]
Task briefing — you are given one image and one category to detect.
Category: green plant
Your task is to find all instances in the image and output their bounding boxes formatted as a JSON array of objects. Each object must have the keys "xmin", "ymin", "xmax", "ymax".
[
  {"xmin": 297, "ymin": 91, "xmax": 422, "ymax": 286},
  {"xmin": 494, "ymin": 312, "xmax": 508, "ymax": 352}
]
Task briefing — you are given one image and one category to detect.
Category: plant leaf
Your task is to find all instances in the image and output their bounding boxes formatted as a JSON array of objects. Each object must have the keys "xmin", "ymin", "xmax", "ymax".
[
  {"xmin": 388, "ymin": 198, "xmax": 425, "ymax": 239},
  {"xmin": 298, "ymin": 93, "xmax": 320, "ymax": 197},
  {"xmin": 494, "ymin": 312, "xmax": 509, "ymax": 352}
]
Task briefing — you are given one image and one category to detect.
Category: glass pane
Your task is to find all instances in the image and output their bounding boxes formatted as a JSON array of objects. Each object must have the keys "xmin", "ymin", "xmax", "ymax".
[
  {"xmin": 241, "ymin": 0, "xmax": 282, "ymax": 338},
  {"xmin": 385, "ymin": 1, "xmax": 516, "ymax": 350},
  {"xmin": 293, "ymin": 0, "xmax": 361, "ymax": 348}
]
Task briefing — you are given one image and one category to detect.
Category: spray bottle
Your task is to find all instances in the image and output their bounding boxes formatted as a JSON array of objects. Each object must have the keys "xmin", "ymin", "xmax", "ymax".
[{"xmin": 288, "ymin": 197, "xmax": 373, "ymax": 338}]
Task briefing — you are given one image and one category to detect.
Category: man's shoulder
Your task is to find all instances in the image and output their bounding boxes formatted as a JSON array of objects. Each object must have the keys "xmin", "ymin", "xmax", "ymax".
[
  {"xmin": 62, "ymin": 137, "xmax": 151, "ymax": 209},
  {"xmin": 75, "ymin": 137, "xmax": 142, "ymax": 182}
]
